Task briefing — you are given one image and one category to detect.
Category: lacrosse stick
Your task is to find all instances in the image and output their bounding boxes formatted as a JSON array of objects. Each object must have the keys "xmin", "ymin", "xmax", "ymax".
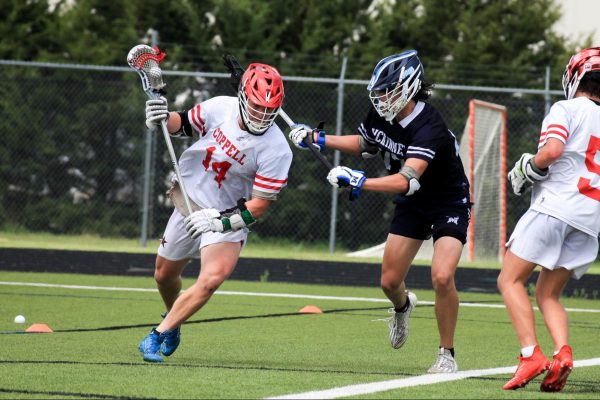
[
  {"xmin": 222, "ymin": 54, "xmax": 334, "ymax": 170},
  {"xmin": 127, "ymin": 44, "xmax": 194, "ymax": 216}
]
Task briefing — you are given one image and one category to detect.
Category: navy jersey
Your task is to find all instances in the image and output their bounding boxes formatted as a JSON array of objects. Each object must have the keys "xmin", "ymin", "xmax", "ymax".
[{"xmin": 358, "ymin": 101, "xmax": 470, "ymax": 206}]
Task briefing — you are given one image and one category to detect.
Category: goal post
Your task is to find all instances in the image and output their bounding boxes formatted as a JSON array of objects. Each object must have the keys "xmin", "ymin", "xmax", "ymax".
[{"xmin": 460, "ymin": 99, "xmax": 507, "ymax": 262}]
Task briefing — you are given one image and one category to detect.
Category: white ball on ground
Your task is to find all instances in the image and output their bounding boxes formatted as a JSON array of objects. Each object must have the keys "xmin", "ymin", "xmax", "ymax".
[{"xmin": 14, "ymin": 315, "xmax": 26, "ymax": 324}]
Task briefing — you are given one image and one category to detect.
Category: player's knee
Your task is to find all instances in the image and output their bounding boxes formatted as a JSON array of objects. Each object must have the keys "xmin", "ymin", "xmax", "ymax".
[
  {"xmin": 431, "ymin": 272, "xmax": 455, "ymax": 292},
  {"xmin": 154, "ymin": 268, "xmax": 171, "ymax": 285},
  {"xmin": 534, "ymin": 286, "xmax": 556, "ymax": 308},
  {"xmin": 534, "ymin": 290, "xmax": 544, "ymax": 309},
  {"xmin": 199, "ymin": 272, "xmax": 228, "ymax": 292},
  {"xmin": 154, "ymin": 261, "xmax": 177, "ymax": 285},
  {"xmin": 380, "ymin": 276, "xmax": 401, "ymax": 294},
  {"xmin": 496, "ymin": 273, "xmax": 506, "ymax": 293}
]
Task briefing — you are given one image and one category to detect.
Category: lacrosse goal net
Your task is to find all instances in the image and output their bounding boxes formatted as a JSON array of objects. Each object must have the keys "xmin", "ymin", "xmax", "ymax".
[{"xmin": 347, "ymin": 99, "xmax": 507, "ymax": 263}]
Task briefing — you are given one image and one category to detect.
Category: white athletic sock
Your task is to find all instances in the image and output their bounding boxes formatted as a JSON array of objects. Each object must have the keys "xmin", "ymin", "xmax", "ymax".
[{"xmin": 521, "ymin": 345, "xmax": 536, "ymax": 358}]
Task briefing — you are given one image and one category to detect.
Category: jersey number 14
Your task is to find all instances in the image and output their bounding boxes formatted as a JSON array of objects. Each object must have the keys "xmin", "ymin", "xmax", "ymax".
[{"xmin": 202, "ymin": 146, "xmax": 232, "ymax": 188}]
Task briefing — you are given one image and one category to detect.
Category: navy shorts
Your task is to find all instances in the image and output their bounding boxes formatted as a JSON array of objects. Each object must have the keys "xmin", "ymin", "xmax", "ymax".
[{"xmin": 389, "ymin": 203, "xmax": 471, "ymax": 244}]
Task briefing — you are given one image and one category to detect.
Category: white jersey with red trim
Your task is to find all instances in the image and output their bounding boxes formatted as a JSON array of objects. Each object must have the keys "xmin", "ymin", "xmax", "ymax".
[
  {"xmin": 530, "ymin": 96, "xmax": 600, "ymax": 236},
  {"xmin": 177, "ymin": 96, "xmax": 292, "ymax": 211}
]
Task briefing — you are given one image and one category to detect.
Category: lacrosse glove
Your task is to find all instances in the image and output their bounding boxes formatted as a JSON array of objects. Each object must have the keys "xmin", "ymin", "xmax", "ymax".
[
  {"xmin": 145, "ymin": 96, "xmax": 169, "ymax": 129},
  {"xmin": 507, "ymin": 153, "xmax": 549, "ymax": 196},
  {"xmin": 289, "ymin": 124, "xmax": 326, "ymax": 151},
  {"xmin": 184, "ymin": 209, "xmax": 222, "ymax": 239},
  {"xmin": 327, "ymin": 166, "xmax": 366, "ymax": 201}
]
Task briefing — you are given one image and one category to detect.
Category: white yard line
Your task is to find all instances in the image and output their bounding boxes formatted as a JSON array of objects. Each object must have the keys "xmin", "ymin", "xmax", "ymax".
[
  {"xmin": 266, "ymin": 358, "xmax": 600, "ymax": 399},
  {"xmin": 1, "ymin": 281, "xmax": 600, "ymax": 313}
]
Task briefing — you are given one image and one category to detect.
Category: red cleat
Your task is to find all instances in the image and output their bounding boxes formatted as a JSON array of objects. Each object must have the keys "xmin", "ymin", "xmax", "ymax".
[
  {"xmin": 503, "ymin": 345, "xmax": 550, "ymax": 390},
  {"xmin": 540, "ymin": 345, "xmax": 573, "ymax": 392}
]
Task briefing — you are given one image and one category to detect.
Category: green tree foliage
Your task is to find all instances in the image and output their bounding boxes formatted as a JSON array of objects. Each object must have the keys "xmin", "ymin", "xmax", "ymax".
[
  {"xmin": 0, "ymin": 0, "xmax": 582, "ymax": 245},
  {"xmin": 0, "ymin": 0, "xmax": 61, "ymax": 60}
]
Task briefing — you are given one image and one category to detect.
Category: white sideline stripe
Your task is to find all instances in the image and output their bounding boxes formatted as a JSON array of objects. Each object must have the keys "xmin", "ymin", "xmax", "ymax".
[
  {"xmin": 266, "ymin": 358, "xmax": 600, "ymax": 399},
  {"xmin": 1, "ymin": 281, "xmax": 600, "ymax": 313}
]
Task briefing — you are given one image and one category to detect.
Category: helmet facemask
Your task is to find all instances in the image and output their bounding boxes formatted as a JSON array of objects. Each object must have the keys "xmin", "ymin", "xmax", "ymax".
[
  {"xmin": 238, "ymin": 63, "xmax": 284, "ymax": 135},
  {"xmin": 367, "ymin": 50, "xmax": 424, "ymax": 123},
  {"xmin": 369, "ymin": 65, "xmax": 422, "ymax": 122}
]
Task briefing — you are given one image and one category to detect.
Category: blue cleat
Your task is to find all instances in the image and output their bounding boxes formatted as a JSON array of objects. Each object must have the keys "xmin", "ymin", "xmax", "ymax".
[
  {"xmin": 159, "ymin": 311, "xmax": 181, "ymax": 357},
  {"xmin": 138, "ymin": 328, "xmax": 164, "ymax": 363},
  {"xmin": 160, "ymin": 326, "xmax": 180, "ymax": 356}
]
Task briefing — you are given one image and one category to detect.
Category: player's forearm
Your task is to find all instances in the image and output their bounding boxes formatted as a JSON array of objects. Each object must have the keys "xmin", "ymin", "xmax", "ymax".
[
  {"xmin": 362, "ymin": 174, "xmax": 408, "ymax": 194},
  {"xmin": 535, "ymin": 139, "xmax": 564, "ymax": 169},
  {"xmin": 362, "ymin": 158, "xmax": 427, "ymax": 194},
  {"xmin": 244, "ymin": 197, "xmax": 271, "ymax": 219},
  {"xmin": 324, "ymin": 134, "xmax": 362, "ymax": 155}
]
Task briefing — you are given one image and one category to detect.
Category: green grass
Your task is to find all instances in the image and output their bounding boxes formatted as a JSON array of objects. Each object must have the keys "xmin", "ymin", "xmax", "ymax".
[{"xmin": 1, "ymin": 271, "xmax": 599, "ymax": 399}]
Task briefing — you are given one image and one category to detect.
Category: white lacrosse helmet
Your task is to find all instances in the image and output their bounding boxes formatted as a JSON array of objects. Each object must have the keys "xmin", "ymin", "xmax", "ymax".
[
  {"xmin": 562, "ymin": 47, "xmax": 600, "ymax": 100},
  {"xmin": 367, "ymin": 50, "xmax": 424, "ymax": 122},
  {"xmin": 238, "ymin": 63, "xmax": 284, "ymax": 135}
]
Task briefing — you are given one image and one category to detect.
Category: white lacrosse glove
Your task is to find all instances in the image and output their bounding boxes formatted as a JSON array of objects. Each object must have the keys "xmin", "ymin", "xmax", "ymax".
[
  {"xmin": 145, "ymin": 96, "xmax": 169, "ymax": 129},
  {"xmin": 507, "ymin": 153, "xmax": 549, "ymax": 196},
  {"xmin": 289, "ymin": 124, "xmax": 325, "ymax": 151},
  {"xmin": 327, "ymin": 166, "xmax": 366, "ymax": 201},
  {"xmin": 184, "ymin": 209, "xmax": 222, "ymax": 239}
]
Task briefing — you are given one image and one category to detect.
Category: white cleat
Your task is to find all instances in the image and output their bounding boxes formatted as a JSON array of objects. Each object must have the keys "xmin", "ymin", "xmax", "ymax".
[
  {"xmin": 428, "ymin": 347, "xmax": 458, "ymax": 373},
  {"xmin": 387, "ymin": 291, "xmax": 417, "ymax": 349}
]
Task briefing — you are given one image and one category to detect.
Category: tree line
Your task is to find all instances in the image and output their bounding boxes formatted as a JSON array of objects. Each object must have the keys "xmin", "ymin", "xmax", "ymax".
[{"xmin": 0, "ymin": 0, "xmax": 591, "ymax": 248}]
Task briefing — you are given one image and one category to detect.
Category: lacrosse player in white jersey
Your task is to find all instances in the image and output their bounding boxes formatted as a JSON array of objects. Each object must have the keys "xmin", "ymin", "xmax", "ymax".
[
  {"xmin": 498, "ymin": 47, "xmax": 600, "ymax": 392},
  {"xmin": 137, "ymin": 63, "xmax": 292, "ymax": 363}
]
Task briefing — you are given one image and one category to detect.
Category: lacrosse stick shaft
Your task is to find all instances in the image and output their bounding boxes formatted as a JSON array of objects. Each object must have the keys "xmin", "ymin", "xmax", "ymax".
[
  {"xmin": 159, "ymin": 119, "xmax": 194, "ymax": 216},
  {"xmin": 127, "ymin": 44, "xmax": 195, "ymax": 217},
  {"xmin": 222, "ymin": 54, "xmax": 333, "ymax": 170},
  {"xmin": 279, "ymin": 110, "xmax": 334, "ymax": 170}
]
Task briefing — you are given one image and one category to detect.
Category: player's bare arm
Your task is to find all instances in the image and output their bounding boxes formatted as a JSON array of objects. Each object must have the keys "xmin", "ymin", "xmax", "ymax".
[
  {"xmin": 165, "ymin": 111, "xmax": 182, "ymax": 134},
  {"xmin": 362, "ymin": 158, "xmax": 428, "ymax": 194},
  {"xmin": 289, "ymin": 125, "xmax": 363, "ymax": 155},
  {"xmin": 244, "ymin": 197, "xmax": 272, "ymax": 219},
  {"xmin": 534, "ymin": 138, "xmax": 564, "ymax": 169},
  {"xmin": 323, "ymin": 134, "xmax": 363, "ymax": 155}
]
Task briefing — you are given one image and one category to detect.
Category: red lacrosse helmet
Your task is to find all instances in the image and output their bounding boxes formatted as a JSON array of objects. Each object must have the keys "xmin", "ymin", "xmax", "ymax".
[
  {"xmin": 239, "ymin": 63, "xmax": 284, "ymax": 135},
  {"xmin": 562, "ymin": 47, "xmax": 600, "ymax": 99}
]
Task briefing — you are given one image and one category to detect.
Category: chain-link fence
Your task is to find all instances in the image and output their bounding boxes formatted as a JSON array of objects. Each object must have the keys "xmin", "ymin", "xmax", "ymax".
[{"xmin": 0, "ymin": 60, "xmax": 563, "ymax": 255}]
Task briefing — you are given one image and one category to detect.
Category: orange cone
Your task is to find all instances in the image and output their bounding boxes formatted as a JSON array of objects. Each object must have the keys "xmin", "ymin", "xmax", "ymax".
[
  {"xmin": 298, "ymin": 305, "xmax": 323, "ymax": 314},
  {"xmin": 26, "ymin": 324, "xmax": 53, "ymax": 333}
]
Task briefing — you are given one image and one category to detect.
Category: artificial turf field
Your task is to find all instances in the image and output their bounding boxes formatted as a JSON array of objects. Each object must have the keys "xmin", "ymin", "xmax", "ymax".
[{"xmin": 1, "ymin": 270, "xmax": 599, "ymax": 399}]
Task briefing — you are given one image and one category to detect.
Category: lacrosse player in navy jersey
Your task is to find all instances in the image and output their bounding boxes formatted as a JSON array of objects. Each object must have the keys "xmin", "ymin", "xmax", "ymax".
[
  {"xmin": 290, "ymin": 50, "xmax": 471, "ymax": 373},
  {"xmin": 138, "ymin": 63, "xmax": 292, "ymax": 363}
]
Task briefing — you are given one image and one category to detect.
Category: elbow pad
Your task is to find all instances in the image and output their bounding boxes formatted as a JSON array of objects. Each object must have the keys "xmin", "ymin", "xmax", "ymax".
[
  {"xmin": 359, "ymin": 137, "xmax": 380, "ymax": 159},
  {"xmin": 399, "ymin": 166, "xmax": 421, "ymax": 196},
  {"xmin": 405, "ymin": 178, "xmax": 421, "ymax": 196}
]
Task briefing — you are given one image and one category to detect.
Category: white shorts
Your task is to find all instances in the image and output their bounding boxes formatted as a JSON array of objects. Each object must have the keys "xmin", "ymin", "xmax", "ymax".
[
  {"xmin": 157, "ymin": 210, "xmax": 248, "ymax": 261},
  {"xmin": 506, "ymin": 210, "xmax": 598, "ymax": 279}
]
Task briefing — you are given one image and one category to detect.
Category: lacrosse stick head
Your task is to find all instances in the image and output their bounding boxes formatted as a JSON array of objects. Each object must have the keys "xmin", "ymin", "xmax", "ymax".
[{"xmin": 127, "ymin": 44, "xmax": 167, "ymax": 98}]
